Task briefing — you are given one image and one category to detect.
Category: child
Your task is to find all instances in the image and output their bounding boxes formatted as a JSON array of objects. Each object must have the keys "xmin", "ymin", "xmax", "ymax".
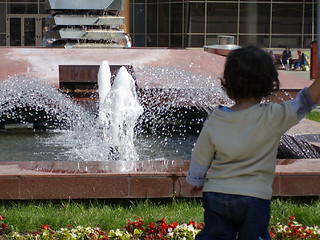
[
  {"xmin": 186, "ymin": 45, "xmax": 320, "ymax": 240},
  {"xmin": 269, "ymin": 50, "xmax": 276, "ymax": 64}
]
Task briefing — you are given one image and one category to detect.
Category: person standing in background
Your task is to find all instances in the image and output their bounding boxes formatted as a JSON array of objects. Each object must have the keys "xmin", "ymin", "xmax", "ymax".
[{"xmin": 42, "ymin": 26, "xmax": 53, "ymax": 47}]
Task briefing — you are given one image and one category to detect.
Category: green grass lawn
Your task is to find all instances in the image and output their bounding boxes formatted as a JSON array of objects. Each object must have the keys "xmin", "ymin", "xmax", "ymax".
[
  {"xmin": 1, "ymin": 197, "xmax": 320, "ymax": 233},
  {"xmin": 306, "ymin": 110, "xmax": 320, "ymax": 122}
]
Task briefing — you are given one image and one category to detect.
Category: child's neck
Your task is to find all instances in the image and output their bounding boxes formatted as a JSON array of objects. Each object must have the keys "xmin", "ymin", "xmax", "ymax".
[{"xmin": 230, "ymin": 97, "xmax": 261, "ymax": 111}]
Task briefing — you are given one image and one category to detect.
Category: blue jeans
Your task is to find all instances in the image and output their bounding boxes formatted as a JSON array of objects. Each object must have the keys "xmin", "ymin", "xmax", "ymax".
[{"xmin": 196, "ymin": 192, "xmax": 271, "ymax": 240}]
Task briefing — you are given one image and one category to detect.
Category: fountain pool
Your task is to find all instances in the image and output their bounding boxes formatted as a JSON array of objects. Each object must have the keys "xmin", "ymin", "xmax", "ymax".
[
  {"xmin": 0, "ymin": 68, "xmax": 205, "ymax": 163},
  {"xmin": 0, "ymin": 129, "xmax": 198, "ymax": 163}
]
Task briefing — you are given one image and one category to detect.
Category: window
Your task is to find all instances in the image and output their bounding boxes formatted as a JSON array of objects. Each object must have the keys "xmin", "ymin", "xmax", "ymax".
[
  {"xmin": 130, "ymin": 0, "xmax": 316, "ymax": 48},
  {"xmin": 239, "ymin": 3, "xmax": 270, "ymax": 34},
  {"xmin": 207, "ymin": 3, "xmax": 238, "ymax": 34},
  {"xmin": 8, "ymin": 3, "xmax": 38, "ymax": 14},
  {"xmin": 188, "ymin": 2, "xmax": 205, "ymax": 34},
  {"xmin": 272, "ymin": 3, "xmax": 303, "ymax": 34}
]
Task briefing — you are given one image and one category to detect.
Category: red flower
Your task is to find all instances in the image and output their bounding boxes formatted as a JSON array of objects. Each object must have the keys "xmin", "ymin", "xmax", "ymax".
[
  {"xmin": 148, "ymin": 222, "xmax": 155, "ymax": 229},
  {"xmin": 169, "ymin": 221, "xmax": 179, "ymax": 229},
  {"xmin": 1, "ymin": 223, "xmax": 8, "ymax": 229},
  {"xmin": 188, "ymin": 221, "xmax": 200, "ymax": 229},
  {"xmin": 289, "ymin": 215, "xmax": 296, "ymax": 221},
  {"xmin": 124, "ymin": 217, "xmax": 145, "ymax": 233},
  {"xmin": 306, "ymin": 230, "xmax": 312, "ymax": 235},
  {"xmin": 269, "ymin": 231, "xmax": 275, "ymax": 238},
  {"xmin": 41, "ymin": 224, "xmax": 50, "ymax": 230},
  {"xmin": 147, "ymin": 222, "xmax": 156, "ymax": 233}
]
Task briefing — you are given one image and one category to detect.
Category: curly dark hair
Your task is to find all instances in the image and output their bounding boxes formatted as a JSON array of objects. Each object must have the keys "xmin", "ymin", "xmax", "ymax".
[{"xmin": 220, "ymin": 45, "xmax": 280, "ymax": 101}]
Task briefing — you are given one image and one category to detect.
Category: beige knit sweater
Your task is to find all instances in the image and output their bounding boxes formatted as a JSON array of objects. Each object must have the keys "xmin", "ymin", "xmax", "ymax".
[{"xmin": 192, "ymin": 101, "xmax": 299, "ymax": 200}]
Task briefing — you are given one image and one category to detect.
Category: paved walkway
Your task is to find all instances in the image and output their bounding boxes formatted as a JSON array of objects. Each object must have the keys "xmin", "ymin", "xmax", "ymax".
[
  {"xmin": 280, "ymin": 68, "xmax": 311, "ymax": 81},
  {"xmin": 278, "ymin": 68, "xmax": 313, "ymax": 89},
  {"xmin": 281, "ymin": 69, "xmax": 320, "ymax": 146}
]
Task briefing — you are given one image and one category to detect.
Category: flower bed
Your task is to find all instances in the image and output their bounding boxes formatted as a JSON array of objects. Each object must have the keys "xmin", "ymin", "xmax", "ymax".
[
  {"xmin": 270, "ymin": 216, "xmax": 320, "ymax": 239},
  {"xmin": 1, "ymin": 216, "xmax": 201, "ymax": 240},
  {"xmin": 1, "ymin": 215, "xmax": 319, "ymax": 239}
]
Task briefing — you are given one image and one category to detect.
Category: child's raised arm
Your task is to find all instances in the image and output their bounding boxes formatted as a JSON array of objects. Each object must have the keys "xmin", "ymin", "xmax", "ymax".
[{"xmin": 308, "ymin": 64, "xmax": 320, "ymax": 104}]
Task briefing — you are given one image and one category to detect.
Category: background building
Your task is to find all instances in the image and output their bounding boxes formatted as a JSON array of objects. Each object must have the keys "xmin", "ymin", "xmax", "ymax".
[
  {"xmin": 0, "ymin": 0, "xmax": 317, "ymax": 49},
  {"xmin": 0, "ymin": 0, "xmax": 47, "ymax": 46}
]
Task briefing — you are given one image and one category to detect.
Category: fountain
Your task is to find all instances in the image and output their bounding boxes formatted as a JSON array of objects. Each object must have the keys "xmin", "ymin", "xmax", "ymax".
[
  {"xmin": 97, "ymin": 61, "xmax": 143, "ymax": 161},
  {"xmin": 204, "ymin": 35, "xmax": 240, "ymax": 56},
  {"xmin": 0, "ymin": 63, "xmax": 205, "ymax": 163},
  {"xmin": 44, "ymin": 0, "xmax": 127, "ymax": 48},
  {"xmin": 0, "ymin": 47, "xmax": 320, "ymax": 199}
]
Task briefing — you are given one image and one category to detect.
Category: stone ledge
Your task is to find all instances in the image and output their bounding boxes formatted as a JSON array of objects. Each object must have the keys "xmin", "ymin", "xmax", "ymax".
[{"xmin": 0, "ymin": 160, "xmax": 319, "ymax": 199}]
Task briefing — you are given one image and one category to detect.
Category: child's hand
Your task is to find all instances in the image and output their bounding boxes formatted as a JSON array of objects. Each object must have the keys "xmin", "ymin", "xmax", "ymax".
[
  {"xmin": 317, "ymin": 63, "xmax": 320, "ymax": 79},
  {"xmin": 308, "ymin": 62, "xmax": 320, "ymax": 103},
  {"xmin": 190, "ymin": 186, "xmax": 203, "ymax": 195}
]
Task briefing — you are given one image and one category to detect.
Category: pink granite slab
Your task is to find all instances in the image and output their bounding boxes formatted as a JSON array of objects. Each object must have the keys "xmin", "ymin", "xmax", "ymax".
[
  {"xmin": 0, "ymin": 47, "xmax": 312, "ymax": 90},
  {"xmin": 0, "ymin": 159, "xmax": 319, "ymax": 199}
]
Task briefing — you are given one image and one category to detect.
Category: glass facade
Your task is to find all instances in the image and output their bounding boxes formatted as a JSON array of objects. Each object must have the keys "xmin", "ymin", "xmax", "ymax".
[
  {"xmin": 0, "ymin": 0, "xmax": 317, "ymax": 48},
  {"xmin": 130, "ymin": 0, "xmax": 317, "ymax": 48},
  {"xmin": 0, "ymin": 0, "xmax": 48, "ymax": 46}
]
